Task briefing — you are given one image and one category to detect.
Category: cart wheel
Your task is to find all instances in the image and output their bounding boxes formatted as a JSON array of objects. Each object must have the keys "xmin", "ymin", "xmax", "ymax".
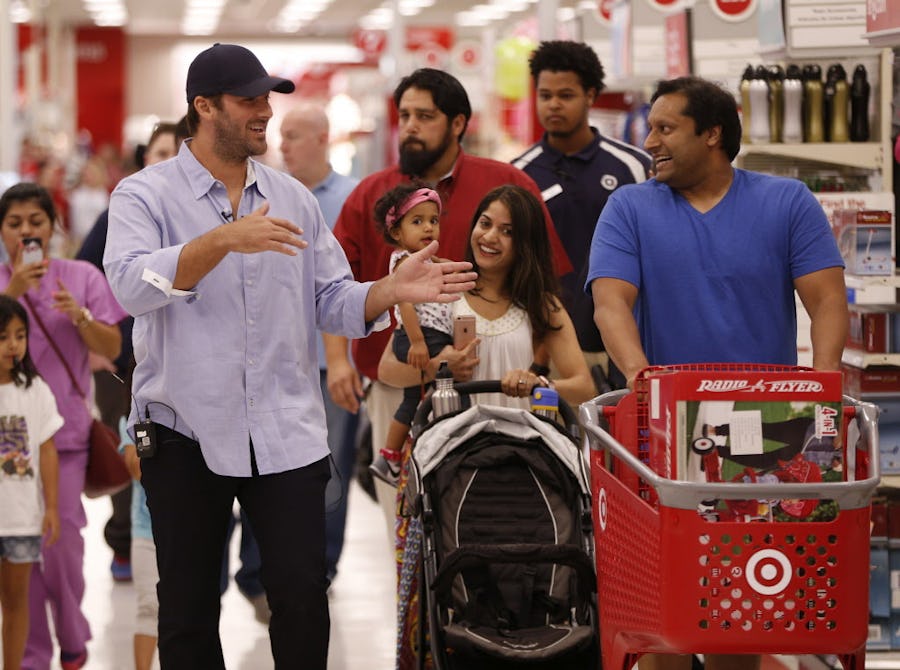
[{"xmin": 692, "ymin": 436, "xmax": 716, "ymax": 454}]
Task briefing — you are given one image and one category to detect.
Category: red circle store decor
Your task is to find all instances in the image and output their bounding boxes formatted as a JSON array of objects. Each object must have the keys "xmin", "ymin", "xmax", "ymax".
[{"xmin": 709, "ymin": 0, "xmax": 756, "ymax": 22}]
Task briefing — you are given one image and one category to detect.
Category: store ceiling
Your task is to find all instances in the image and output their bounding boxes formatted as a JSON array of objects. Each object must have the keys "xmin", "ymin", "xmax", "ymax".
[{"xmin": 36, "ymin": 0, "xmax": 581, "ymax": 38}]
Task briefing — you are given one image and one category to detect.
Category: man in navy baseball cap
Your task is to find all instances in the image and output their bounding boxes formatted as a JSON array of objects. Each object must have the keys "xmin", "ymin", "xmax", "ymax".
[{"xmin": 186, "ymin": 42, "xmax": 295, "ymax": 102}]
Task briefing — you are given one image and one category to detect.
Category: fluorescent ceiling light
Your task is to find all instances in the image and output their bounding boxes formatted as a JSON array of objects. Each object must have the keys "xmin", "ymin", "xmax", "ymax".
[
  {"xmin": 9, "ymin": 1, "xmax": 32, "ymax": 22},
  {"xmin": 470, "ymin": 3, "xmax": 509, "ymax": 19}
]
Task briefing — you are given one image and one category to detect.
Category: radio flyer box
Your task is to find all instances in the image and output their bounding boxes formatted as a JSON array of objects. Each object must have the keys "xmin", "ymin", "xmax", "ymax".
[
  {"xmin": 645, "ymin": 368, "xmax": 843, "ymax": 522},
  {"xmin": 833, "ymin": 209, "xmax": 894, "ymax": 275}
]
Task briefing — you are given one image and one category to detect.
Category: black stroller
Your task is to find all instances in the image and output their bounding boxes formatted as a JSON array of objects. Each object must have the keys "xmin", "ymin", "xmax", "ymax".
[{"xmin": 399, "ymin": 381, "xmax": 599, "ymax": 670}]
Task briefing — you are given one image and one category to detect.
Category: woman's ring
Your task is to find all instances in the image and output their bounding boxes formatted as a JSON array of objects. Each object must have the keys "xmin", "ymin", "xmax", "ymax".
[{"xmin": 517, "ymin": 379, "xmax": 525, "ymax": 385}]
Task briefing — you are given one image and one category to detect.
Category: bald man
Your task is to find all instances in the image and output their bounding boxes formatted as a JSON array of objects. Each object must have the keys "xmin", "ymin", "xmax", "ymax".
[{"xmin": 280, "ymin": 104, "xmax": 360, "ymax": 584}]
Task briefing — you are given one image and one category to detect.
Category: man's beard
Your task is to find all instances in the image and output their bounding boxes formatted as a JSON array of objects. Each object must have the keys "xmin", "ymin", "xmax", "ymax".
[
  {"xmin": 214, "ymin": 115, "xmax": 265, "ymax": 162},
  {"xmin": 398, "ymin": 129, "xmax": 453, "ymax": 177}
]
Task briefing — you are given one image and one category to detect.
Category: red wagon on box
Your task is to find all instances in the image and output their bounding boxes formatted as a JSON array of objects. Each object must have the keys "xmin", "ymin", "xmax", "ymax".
[{"xmin": 579, "ymin": 364, "xmax": 881, "ymax": 670}]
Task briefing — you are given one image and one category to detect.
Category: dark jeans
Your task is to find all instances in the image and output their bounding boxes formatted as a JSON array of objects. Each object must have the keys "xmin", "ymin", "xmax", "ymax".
[
  {"xmin": 321, "ymin": 370, "xmax": 359, "ymax": 581},
  {"xmin": 142, "ymin": 425, "xmax": 331, "ymax": 670},
  {"xmin": 220, "ymin": 507, "xmax": 264, "ymax": 598},
  {"xmin": 392, "ymin": 325, "xmax": 454, "ymax": 425}
]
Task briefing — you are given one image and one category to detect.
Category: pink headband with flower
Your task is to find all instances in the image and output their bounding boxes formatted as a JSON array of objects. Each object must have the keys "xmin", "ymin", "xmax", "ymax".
[{"xmin": 385, "ymin": 188, "xmax": 442, "ymax": 229}]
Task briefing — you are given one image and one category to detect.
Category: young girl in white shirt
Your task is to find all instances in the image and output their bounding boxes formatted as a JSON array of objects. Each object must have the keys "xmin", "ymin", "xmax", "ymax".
[{"xmin": 0, "ymin": 294, "xmax": 62, "ymax": 669}]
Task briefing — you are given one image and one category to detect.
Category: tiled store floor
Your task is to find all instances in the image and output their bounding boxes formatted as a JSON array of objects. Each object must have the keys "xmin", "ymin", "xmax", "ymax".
[{"xmin": 59, "ymin": 481, "xmax": 395, "ymax": 669}]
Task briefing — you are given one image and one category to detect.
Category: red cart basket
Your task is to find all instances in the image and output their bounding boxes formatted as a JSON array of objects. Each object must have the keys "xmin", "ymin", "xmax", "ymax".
[{"xmin": 580, "ymin": 364, "xmax": 880, "ymax": 670}]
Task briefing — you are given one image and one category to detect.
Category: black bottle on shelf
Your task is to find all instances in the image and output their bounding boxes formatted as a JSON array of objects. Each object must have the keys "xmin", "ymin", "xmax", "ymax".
[
  {"xmin": 850, "ymin": 64, "xmax": 870, "ymax": 142},
  {"xmin": 823, "ymin": 64, "xmax": 838, "ymax": 142}
]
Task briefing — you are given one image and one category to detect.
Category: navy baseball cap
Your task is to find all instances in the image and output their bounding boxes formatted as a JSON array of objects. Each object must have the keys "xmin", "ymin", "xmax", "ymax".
[{"xmin": 186, "ymin": 43, "xmax": 295, "ymax": 102}]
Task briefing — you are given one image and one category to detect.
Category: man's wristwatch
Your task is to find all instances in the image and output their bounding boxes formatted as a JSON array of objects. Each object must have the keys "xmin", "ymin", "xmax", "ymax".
[{"xmin": 73, "ymin": 307, "xmax": 93, "ymax": 329}]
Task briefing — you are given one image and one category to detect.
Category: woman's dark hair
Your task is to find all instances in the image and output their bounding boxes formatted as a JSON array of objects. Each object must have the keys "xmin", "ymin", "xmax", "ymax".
[
  {"xmin": 528, "ymin": 40, "xmax": 605, "ymax": 93},
  {"xmin": 373, "ymin": 182, "xmax": 426, "ymax": 246},
  {"xmin": 464, "ymin": 185, "xmax": 561, "ymax": 340},
  {"xmin": 393, "ymin": 69, "xmax": 472, "ymax": 142},
  {"xmin": 651, "ymin": 76, "xmax": 742, "ymax": 161},
  {"xmin": 0, "ymin": 295, "xmax": 39, "ymax": 388},
  {"xmin": 0, "ymin": 182, "xmax": 57, "ymax": 227},
  {"xmin": 135, "ymin": 121, "xmax": 179, "ymax": 169}
]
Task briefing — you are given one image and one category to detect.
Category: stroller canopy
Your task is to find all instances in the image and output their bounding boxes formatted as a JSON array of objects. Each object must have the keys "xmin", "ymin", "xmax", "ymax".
[{"xmin": 413, "ymin": 404, "xmax": 590, "ymax": 495}]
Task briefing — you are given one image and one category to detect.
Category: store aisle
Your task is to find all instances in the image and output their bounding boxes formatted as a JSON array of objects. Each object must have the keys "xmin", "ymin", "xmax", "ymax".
[{"xmin": 76, "ymin": 481, "xmax": 396, "ymax": 670}]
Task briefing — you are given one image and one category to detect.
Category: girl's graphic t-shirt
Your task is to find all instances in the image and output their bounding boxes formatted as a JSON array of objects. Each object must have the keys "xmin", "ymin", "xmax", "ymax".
[{"xmin": 0, "ymin": 377, "xmax": 63, "ymax": 535}]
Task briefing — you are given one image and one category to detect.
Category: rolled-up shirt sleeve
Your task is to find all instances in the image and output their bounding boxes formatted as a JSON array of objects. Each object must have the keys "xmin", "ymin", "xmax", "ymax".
[{"xmin": 105, "ymin": 181, "xmax": 196, "ymax": 316}]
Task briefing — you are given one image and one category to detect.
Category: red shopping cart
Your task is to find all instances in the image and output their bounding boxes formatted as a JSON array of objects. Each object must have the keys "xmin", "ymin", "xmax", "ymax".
[{"xmin": 580, "ymin": 364, "xmax": 880, "ymax": 670}]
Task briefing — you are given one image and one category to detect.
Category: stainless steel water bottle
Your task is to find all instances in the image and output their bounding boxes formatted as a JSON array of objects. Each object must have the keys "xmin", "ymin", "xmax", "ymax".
[
  {"xmin": 767, "ymin": 65, "xmax": 784, "ymax": 143},
  {"xmin": 829, "ymin": 64, "xmax": 849, "ymax": 143},
  {"xmin": 850, "ymin": 64, "xmax": 870, "ymax": 142},
  {"xmin": 783, "ymin": 64, "xmax": 804, "ymax": 143},
  {"xmin": 431, "ymin": 362, "xmax": 460, "ymax": 417},
  {"xmin": 740, "ymin": 64, "xmax": 753, "ymax": 144},
  {"xmin": 803, "ymin": 64, "xmax": 824, "ymax": 143},
  {"xmin": 749, "ymin": 65, "xmax": 770, "ymax": 144}
]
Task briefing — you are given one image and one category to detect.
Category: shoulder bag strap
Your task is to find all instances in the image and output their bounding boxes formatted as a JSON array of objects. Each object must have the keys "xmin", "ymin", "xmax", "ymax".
[{"xmin": 21, "ymin": 293, "xmax": 87, "ymax": 399}]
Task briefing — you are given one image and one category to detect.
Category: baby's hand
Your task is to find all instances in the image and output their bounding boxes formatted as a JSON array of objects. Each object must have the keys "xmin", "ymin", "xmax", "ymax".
[{"xmin": 406, "ymin": 341, "xmax": 430, "ymax": 370}]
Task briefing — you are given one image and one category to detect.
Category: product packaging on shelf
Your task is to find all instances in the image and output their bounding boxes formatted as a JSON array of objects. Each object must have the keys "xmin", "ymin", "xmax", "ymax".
[
  {"xmin": 645, "ymin": 368, "xmax": 844, "ymax": 522},
  {"xmin": 847, "ymin": 304, "xmax": 900, "ymax": 353},
  {"xmin": 842, "ymin": 364, "xmax": 900, "ymax": 397},
  {"xmin": 833, "ymin": 209, "xmax": 894, "ymax": 275}
]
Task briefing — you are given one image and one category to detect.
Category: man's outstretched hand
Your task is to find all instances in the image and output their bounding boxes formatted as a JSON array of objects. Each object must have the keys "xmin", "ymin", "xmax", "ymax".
[
  {"xmin": 364, "ymin": 241, "xmax": 477, "ymax": 323},
  {"xmin": 390, "ymin": 240, "xmax": 476, "ymax": 304}
]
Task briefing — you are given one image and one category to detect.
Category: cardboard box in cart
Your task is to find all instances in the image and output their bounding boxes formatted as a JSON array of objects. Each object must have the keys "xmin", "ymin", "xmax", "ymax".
[{"xmin": 645, "ymin": 369, "xmax": 844, "ymax": 521}]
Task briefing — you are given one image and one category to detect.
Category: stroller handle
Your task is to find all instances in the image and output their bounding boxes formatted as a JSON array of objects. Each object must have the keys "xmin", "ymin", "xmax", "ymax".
[
  {"xmin": 412, "ymin": 380, "xmax": 580, "ymax": 437},
  {"xmin": 579, "ymin": 393, "xmax": 881, "ymax": 511}
]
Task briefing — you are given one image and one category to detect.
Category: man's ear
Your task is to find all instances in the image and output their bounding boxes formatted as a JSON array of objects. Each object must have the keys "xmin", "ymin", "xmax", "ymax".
[
  {"xmin": 193, "ymin": 96, "xmax": 214, "ymax": 120},
  {"xmin": 450, "ymin": 113, "xmax": 467, "ymax": 142},
  {"xmin": 706, "ymin": 124, "xmax": 723, "ymax": 149}
]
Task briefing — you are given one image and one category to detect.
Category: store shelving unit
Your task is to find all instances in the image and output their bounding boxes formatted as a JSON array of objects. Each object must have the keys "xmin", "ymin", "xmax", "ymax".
[
  {"xmin": 737, "ymin": 49, "xmax": 893, "ymax": 190},
  {"xmin": 737, "ymin": 45, "xmax": 899, "ymax": 668},
  {"xmin": 842, "ymin": 350, "xmax": 900, "ymax": 368}
]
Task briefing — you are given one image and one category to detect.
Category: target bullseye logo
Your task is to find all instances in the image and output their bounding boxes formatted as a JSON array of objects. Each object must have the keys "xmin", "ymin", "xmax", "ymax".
[
  {"xmin": 745, "ymin": 549, "xmax": 792, "ymax": 595},
  {"xmin": 598, "ymin": 488, "xmax": 608, "ymax": 531}
]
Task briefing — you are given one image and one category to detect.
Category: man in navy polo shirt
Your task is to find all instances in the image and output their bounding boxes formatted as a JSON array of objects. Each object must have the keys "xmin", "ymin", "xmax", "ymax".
[{"xmin": 513, "ymin": 40, "xmax": 651, "ymax": 388}]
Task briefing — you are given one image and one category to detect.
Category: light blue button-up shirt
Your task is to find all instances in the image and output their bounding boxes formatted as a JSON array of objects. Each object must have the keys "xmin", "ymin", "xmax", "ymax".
[
  {"xmin": 310, "ymin": 169, "xmax": 359, "ymax": 371},
  {"xmin": 104, "ymin": 141, "xmax": 384, "ymax": 476}
]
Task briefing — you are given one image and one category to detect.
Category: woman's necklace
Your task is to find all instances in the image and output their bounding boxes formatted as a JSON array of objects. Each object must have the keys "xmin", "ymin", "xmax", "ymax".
[{"xmin": 467, "ymin": 287, "xmax": 512, "ymax": 321}]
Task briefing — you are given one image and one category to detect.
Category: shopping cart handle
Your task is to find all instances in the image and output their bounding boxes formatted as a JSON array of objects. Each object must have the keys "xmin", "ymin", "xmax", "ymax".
[{"xmin": 579, "ymin": 394, "xmax": 881, "ymax": 511}]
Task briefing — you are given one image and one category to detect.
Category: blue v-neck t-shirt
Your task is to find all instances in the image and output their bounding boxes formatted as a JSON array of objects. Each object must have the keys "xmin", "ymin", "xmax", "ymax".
[{"xmin": 586, "ymin": 169, "xmax": 844, "ymax": 366}]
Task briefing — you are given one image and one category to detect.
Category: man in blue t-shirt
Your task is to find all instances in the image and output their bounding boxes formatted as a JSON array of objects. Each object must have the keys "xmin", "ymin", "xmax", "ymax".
[
  {"xmin": 514, "ymin": 40, "xmax": 651, "ymax": 388},
  {"xmin": 585, "ymin": 76, "xmax": 848, "ymax": 670}
]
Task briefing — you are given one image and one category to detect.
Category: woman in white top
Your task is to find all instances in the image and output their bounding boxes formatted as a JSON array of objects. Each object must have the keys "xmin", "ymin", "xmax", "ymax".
[
  {"xmin": 379, "ymin": 184, "xmax": 593, "ymax": 669},
  {"xmin": 379, "ymin": 183, "xmax": 593, "ymax": 409}
]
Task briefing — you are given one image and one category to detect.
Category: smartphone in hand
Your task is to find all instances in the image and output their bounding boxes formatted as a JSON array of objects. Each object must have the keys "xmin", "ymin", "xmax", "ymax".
[
  {"xmin": 21, "ymin": 237, "xmax": 43, "ymax": 265},
  {"xmin": 453, "ymin": 315, "xmax": 476, "ymax": 350}
]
